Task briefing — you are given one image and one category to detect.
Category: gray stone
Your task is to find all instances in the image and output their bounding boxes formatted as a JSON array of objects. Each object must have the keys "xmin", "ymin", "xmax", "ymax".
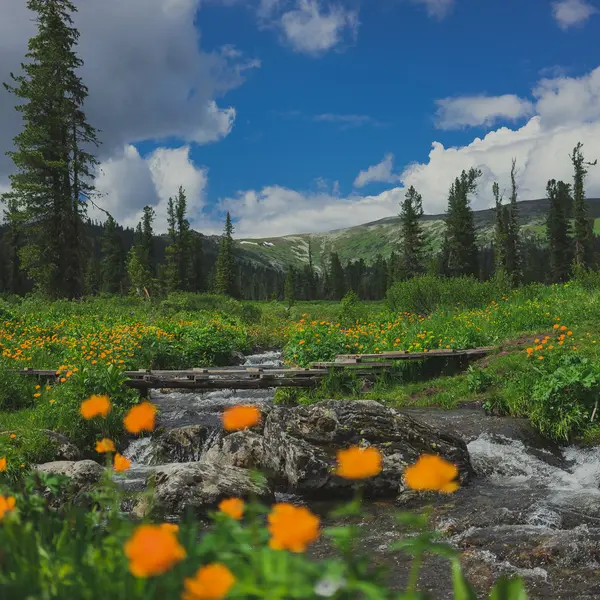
[
  {"xmin": 150, "ymin": 461, "xmax": 274, "ymax": 518},
  {"xmin": 261, "ymin": 400, "xmax": 473, "ymax": 498},
  {"xmin": 35, "ymin": 459, "xmax": 104, "ymax": 486},
  {"xmin": 154, "ymin": 424, "xmax": 212, "ymax": 463}
]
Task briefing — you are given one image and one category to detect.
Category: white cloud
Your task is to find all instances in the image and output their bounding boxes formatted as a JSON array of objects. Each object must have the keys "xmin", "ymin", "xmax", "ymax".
[
  {"xmin": 220, "ymin": 66, "xmax": 600, "ymax": 238},
  {"xmin": 410, "ymin": 0, "xmax": 455, "ymax": 19},
  {"xmin": 354, "ymin": 154, "xmax": 402, "ymax": 188},
  {"xmin": 94, "ymin": 145, "xmax": 208, "ymax": 232},
  {"xmin": 269, "ymin": 0, "xmax": 359, "ymax": 55},
  {"xmin": 552, "ymin": 0, "xmax": 598, "ymax": 29},
  {"xmin": 0, "ymin": 0, "xmax": 258, "ymax": 177},
  {"xmin": 435, "ymin": 95, "xmax": 535, "ymax": 130},
  {"xmin": 218, "ymin": 186, "xmax": 403, "ymax": 237}
]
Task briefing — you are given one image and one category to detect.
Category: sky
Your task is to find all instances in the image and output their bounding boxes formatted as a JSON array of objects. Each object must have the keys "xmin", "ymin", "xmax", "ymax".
[{"xmin": 1, "ymin": 0, "xmax": 600, "ymax": 238}]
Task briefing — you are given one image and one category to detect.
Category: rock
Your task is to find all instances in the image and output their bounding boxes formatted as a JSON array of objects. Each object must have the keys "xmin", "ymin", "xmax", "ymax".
[
  {"xmin": 41, "ymin": 430, "xmax": 82, "ymax": 461},
  {"xmin": 229, "ymin": 351, "xmax": 247, "ymax": 366},
  {"xmin": 35, "ymin": 460, "xmax": 104, "ymax": 487},
  {"xmin": 154, "ymin": 425, "xmax": 212, "ymax": 463},
  {"xmin": 208, "ymin": 400, "xmax": 473, "ymax": 500},
  {"xmin": 0, "ymin": 429, "xmax": 81, "ymax": 461},
  {"xmin": 203, "ymin": 430, "xmax": 270, "ymax": 472},
  {"xmin": 150, "ymin": 461, "xmax": 274, "ymax": 518}
]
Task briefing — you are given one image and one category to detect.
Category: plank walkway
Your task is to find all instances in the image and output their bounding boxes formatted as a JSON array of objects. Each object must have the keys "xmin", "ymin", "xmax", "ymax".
[{"xmin": 11, "ymin": 347, "xmax": 493, "ymax": 391}]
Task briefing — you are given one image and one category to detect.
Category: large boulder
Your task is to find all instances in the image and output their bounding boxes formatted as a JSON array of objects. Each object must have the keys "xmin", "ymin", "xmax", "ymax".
[
  {"xmin": 205, "ymin": 400, "xmax": 473, "ymax": 499},
  {"xmin": 153, "ymin": 425, "xmax": 212, "ymax": 463},
  {"xmin": 35, "ymin": 459, "xmax": 104, "ymax": 486},
  {"xmin": 149, "ymin": 461, "xmax": 274, "ymax": 519},
  {"xmin": 1, "ymin": 429, "xmax": 80, "ymax": 462}
]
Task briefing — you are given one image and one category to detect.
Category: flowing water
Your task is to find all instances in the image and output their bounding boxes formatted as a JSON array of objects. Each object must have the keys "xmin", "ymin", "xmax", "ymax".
[{"xmin": 121, "ymin": 352, "xmax": 600, "ymax": 598}]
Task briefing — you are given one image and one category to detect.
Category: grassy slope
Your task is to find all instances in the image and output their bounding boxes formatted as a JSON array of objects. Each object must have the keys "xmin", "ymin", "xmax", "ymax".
[{"xmin": 236, "ymin": 198, "xmax": 600, "ymax": 270}]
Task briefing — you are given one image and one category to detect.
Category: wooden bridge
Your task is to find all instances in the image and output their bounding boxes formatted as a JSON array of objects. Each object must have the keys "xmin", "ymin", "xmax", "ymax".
[{"xmin": 12, "ymin": 347, "xmax": 493, "ymax": 392}]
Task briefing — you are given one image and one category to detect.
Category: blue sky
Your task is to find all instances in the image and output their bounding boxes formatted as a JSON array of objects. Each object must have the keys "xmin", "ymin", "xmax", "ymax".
[
  {"xmin": 1, "ymin": 0, "xmax": 600, "ymax": 237},
  {"xmin": 190, "ymin": 0, "xmax": 597, "ymax": 201}
]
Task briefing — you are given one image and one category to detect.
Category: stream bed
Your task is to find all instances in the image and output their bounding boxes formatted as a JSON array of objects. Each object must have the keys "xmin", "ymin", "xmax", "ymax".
[{"xmin": 122, "ymin": 352, "xmax": 600, "ymax": 599}]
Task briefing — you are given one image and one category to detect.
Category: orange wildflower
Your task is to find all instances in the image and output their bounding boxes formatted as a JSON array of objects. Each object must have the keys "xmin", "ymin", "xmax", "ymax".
[
  {"xmin": 182, "ymin": 563, "xmax": 236, "ymax": 600},
  {"xmin": 218, "ymin": 498, "xmax": 245, "ymax": 520},
  {"xmin": 403, "ymin": 454, "xmax": 459, "ymax": 494},
  {"xmin": 0, "ymin": 457, "xmax": 6, "ymax": 472},
  {"xmin": 124, "ymin": 402, "xmax": 157, "ymax": 434},
  {"xmin": 222, "ymin": 405, "xmax": 261, "ymax": 431},
  {"xmin": 336, "ymin": 446, "xmax": 383, "ymax": 479},
  {"xmin": 9, "ymin": 434, "xmax": 16, "ymax": 440},
  {"xmin": 0, "ymin": 495, "xmax": 16, "ymax": 521},
  {"xmin": 560, "ymin": 325, "xmax": 567, "ymax": 331},
  {"xmin": 124, "ymin": 524, "xmax": 186, "ymax": 578},
  {"xmin": 95, "ymin": 438, "xmax": 116, "ymax": 453},
  {"xmin": 553, "ymin": 324, "xmax": 560, "ymax": 329},
  {"xmin": 80, "ymin": 395, "xmax": 111, "ymax": 419},
  {"xmin": 526, "ymin": 347, "xmax": 533, "ymax": 355},
  {"xmin": 113, "ymin": 453, "xmax": 131, "ymax": 472},
  {"xmin": 267, "ymin": 503, "xmax": 320, "ymax": 552}
]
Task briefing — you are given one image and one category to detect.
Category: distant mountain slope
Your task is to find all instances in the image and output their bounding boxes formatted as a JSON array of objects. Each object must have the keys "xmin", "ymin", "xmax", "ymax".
[{"xmin": 235, "ymin": 198, "xmax": 600, "ymax": 271}]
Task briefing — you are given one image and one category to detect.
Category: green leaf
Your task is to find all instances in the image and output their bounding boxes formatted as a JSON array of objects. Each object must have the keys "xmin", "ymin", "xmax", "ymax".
[
  {"xmin": 450, "ymin": 558, "xmax": 477, "ymax": 600},
  {"xmin": 489, "ymin": 577, "xmax": 528, "ymax": 600}
]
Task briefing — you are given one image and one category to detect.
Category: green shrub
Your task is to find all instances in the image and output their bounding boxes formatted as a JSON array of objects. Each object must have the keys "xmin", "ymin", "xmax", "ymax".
[
  {"xmin": 0, "ymin": 368, "xmax": 36, "ymax": 412},
  {"xmin": 386, "ymin": 275, "xmax": 505, "ymax": 314}
]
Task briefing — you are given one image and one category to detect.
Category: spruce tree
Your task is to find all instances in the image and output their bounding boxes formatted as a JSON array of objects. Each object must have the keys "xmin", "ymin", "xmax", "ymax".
[
  {"xmin": 399, "ymin": 185, "xmax": 426, "ymax": 277},
  {"xmin": 100, "ymin": 215, "xmax": 126, "ymax": 294},
  {"xmin": 284, "ymin": 268, "xmax": 296, "ymax": 307},
  {"xmin": 492, "ymin": 181, "xmax": 507, "ymax": 274},
  {"xmin": 505, "ymin": 159, "xmax": 523, "ymax": 285},
  {"xmin": 441, "ymin": 168, "xmax": 481, "ymax": 277},
  {"xmin": 546, "ymin": 179, "xmax": 573, "ymax": 282},
  {"xmin": 328, "ymin": 252, "xmax": 346, "ymax": 300},
  {"xmin": 571, "ymin": 142, "xmax": 597, "ymax": 269},
  {"xmin": 214, "ymin": 212, "xmax": 237, "ymax": 297},
  {"xmin": 189, "ymin": 234, "xmax": 204, "ymax": 292},
  {"xmin": 1, "ymin": 198, "xmax": 25, "ymax": 294},
  {"xmin": 1, "ymin": 0, "xmax": 99, "ymax": 298},
  {"xmin": 127, "ymin": 206, "xmax": 155, "ymax": 295}
]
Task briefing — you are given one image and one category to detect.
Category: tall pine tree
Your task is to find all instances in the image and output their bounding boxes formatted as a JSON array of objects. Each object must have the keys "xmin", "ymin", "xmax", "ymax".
[
  {"xmin": 100, "ymin": 215, "xmax": 126, "ymax": 294},
  {"xmin": 441, "ymin": 168, "xmax": 481, "ymax": 278},
  {"xmin": 571, "ymin": 142, "xmax": 597, "ymax": 270},
  {"xmin": 546, "ymin": 179, "xmax": 573, "ymax": 283},
  {"xmin": 2, "ymin": 0, "xmax": 99, "ymax": 298},
  {"xmin": 328, "ymin": 252, "xmax": 346, "ymax": 300},
  {"xmin": 504, "ymin": 159, "xmax": 523, "ymax": 285},
  {"xmin": 492, "ymin": 181, "xmax": 507, "ymax": 274},
  {"xmin": 214, "ymin": 212, "xmax": 237, "ymax": 297},
  {"xmin": 399, "ymin": 185, "xmax": 426, "ymax": 278},
  {"xmin": 127, "ymin": 206, "xmax": 155, "ymax": 296},
  {"xmin": 164, "ymin": 187, "xmax": 195, "ymax": 292}
]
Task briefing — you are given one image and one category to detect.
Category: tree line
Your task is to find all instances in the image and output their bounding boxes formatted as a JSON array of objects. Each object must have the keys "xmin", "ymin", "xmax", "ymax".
[{"xmin": 0, "ymin": 0, "xmax": 598, "ymax": 304}]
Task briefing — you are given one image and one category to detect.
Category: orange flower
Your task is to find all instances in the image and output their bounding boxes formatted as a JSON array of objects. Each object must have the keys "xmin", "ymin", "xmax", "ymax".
[
  {"xmin": 526, "ymin": 347, "xmax": 534, "ymax": 355},
  {"xmin": 95, "ymin": 438, "xmax": 116, "ymax": 453},
  {"xmin": 0, "ymin": 457, "xmax": 6, "ymax": 472},
  {"xmin": 80, "ymin": 395, "xmax": 111, "ymax": 419},
  {"xmin": 267, "ymin": 503, "xmax": 320, "ymax": 552},
  {"xmin": 9, "ymin": 434, "xmax": 15, "ymax": 440},
  {"xmin": 553, "ymin": 324, "xmax": 560, "ymax": 329},
  {"xmin": 113, "ymin": 453, "xmax": 131, "ymax": 472},
  {"xmin": 124, "ymin": 524, "xmax": 186, "ymax": 578},
  {"xmin": 0, "ymin": 495, "xmax": 16, "ymax": 521},
  {"xmin": 538, "ymin": 355, "xmax": 544, "ymax": 361},
  {"xmin": 124, "ymin": 402, "xmax": 157, "ymax": 434},
  {"xmin": 222, "ymin": 405, "xmax": 260, "ymax": 431},
  {"xmin": 161, "ymin": 523, "xmax": 179, "ymax": 534},
  {"xmin": 403, "ymin": 454, "xmax": 459, "ymax": 494},
  {"xmin": 560, "ymin": 325, "xmax": 567, "ymax": 331},
  {"xmin": 218, "ymin": 498, "xmax": 245, "ymax": 520},
  {"xmin": 336, "ymin": 446, "xmax": 383, "ymax": 480},
  {"xmin": 33, "ymin": 392, "xmax": 41, "ymax": 398},
  {"xmin": 182, "ymin": 563, "xmax": 236, "ymax": 600},
  {"xmin": 567, "ymin": 331, "xmax": 573, "ymax": 336}
]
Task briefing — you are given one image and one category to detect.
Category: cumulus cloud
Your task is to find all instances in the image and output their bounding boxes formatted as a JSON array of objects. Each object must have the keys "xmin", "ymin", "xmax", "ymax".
[
  {"xmin": 552, "ymin": 0, "xmax": 598, "ymax": 29},
  {"xmin": 354, "ymin": 154, "xmax": 402, "ymax": 188},
  {"xmin": 93, "ymin": 145, "xmax": 208, "ymax": 233},
  {"xmin": 410, "ymin": 0, "xmax": 455, "ymax": 19},
  {"xmin": 218, "ymin": 186, "xmax": 403, "ymax": 237},
  {"xmin": 435, "ymin": 94, "xmax": 535, "ymax": 130},
  {"xmin": 261, "ymin": 0, "xmax": 359, "ymax": 55},
  {"xmin": 220, "ymin": 66, "xmax": 600, "ymax": 238},
  {"xmin": 0, "ymin": 0, "xmax": 258, "ymax": 178}
]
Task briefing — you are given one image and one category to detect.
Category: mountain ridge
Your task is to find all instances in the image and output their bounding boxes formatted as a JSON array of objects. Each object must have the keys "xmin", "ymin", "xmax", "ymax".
[{"xmin": 234, "ymin": 198, "xmax": 600, "ymax": 271}]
